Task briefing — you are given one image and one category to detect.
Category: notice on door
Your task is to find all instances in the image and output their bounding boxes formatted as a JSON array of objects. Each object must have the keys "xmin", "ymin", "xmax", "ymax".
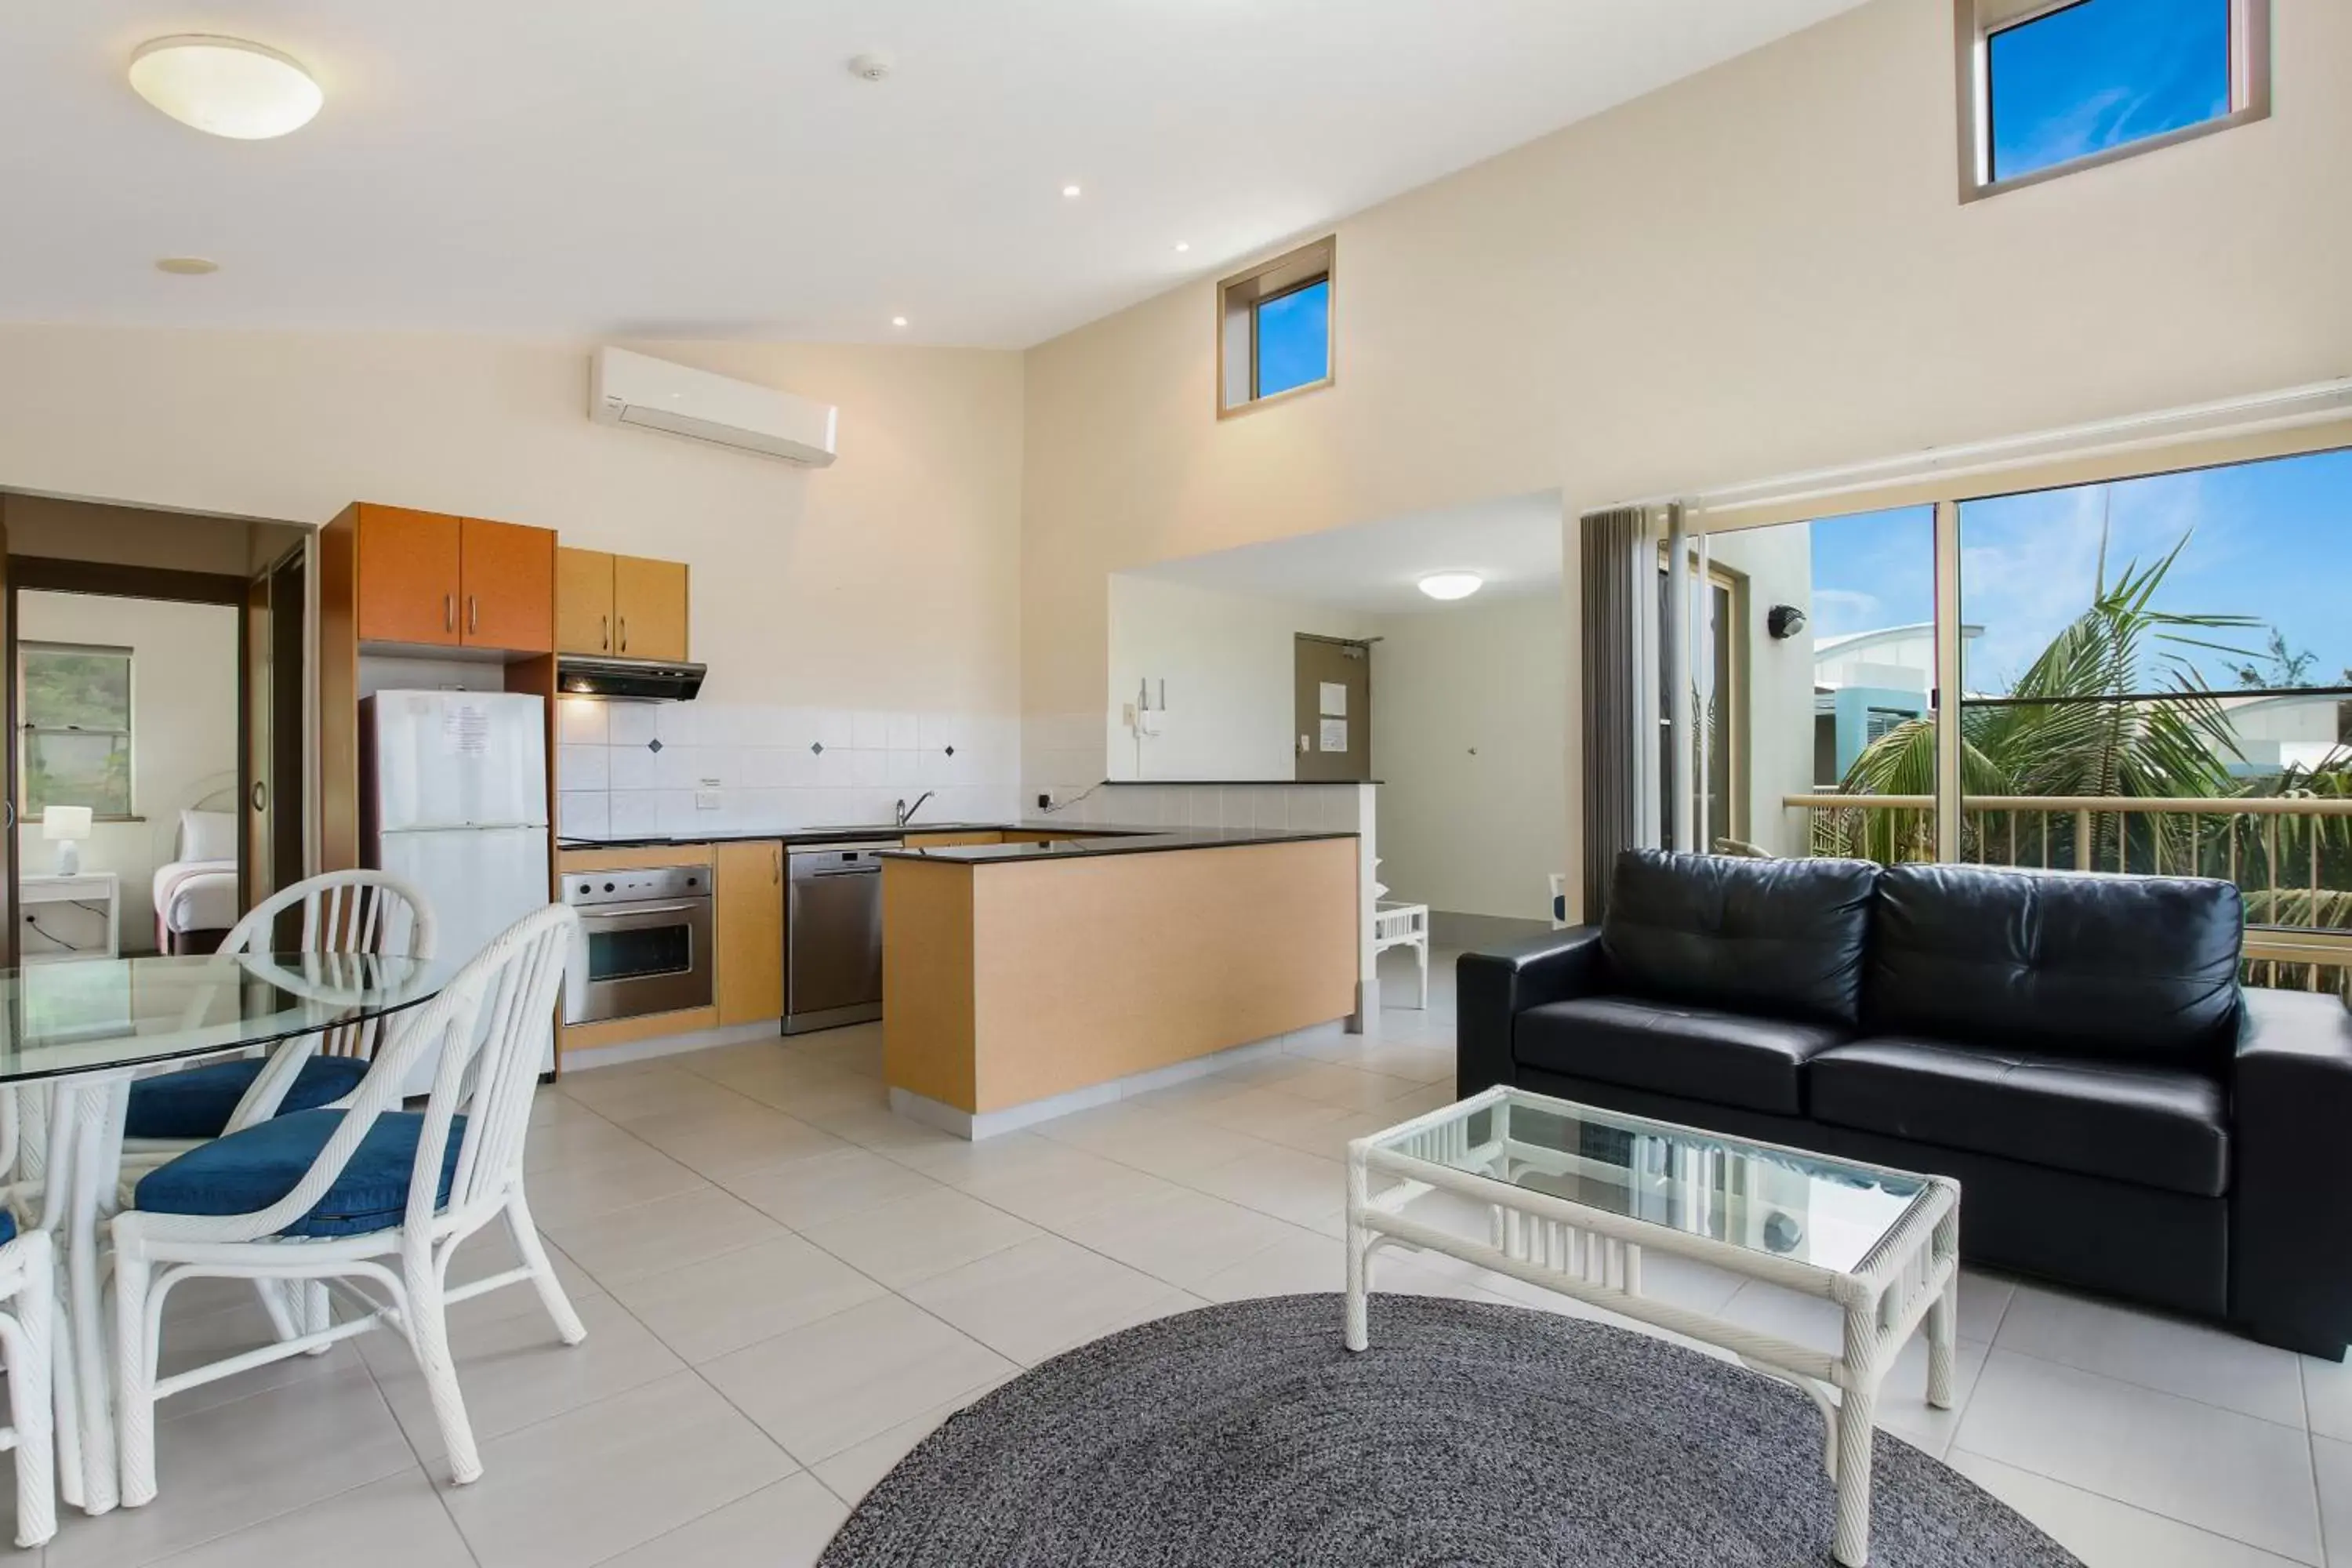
[
  {"xmin": 1319, "ymin": 681, "xmax": 1348, "ymax": 717},
  {"xmin": 1319, "ymin": 718, "xmax": 1348, "ymax": 753},
  {"xmin": 441, "ymin": 702, "xmax": 492, "ymax": 758}
]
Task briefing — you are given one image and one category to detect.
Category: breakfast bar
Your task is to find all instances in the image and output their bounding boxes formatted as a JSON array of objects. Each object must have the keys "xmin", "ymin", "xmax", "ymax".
[{"xmin": 878, "ymin": 827, "xmax": 1362, "ymax": 1138}]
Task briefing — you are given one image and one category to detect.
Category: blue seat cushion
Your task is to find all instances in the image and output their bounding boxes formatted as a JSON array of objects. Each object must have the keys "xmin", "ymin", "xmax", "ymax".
[
  {"xmin": 125, "ymin": 1055, "xmax": 372, "ymax": 1142},
  {"xmin": 134, "ymin": 1109, "xmax": 465, "ymax": 1240},
  {"xmin": 0, "ymin": 1210, "xmax": 16, "ymax": 1244}
]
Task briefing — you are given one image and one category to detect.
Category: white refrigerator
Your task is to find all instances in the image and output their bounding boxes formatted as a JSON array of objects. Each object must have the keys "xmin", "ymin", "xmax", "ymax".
[{"xmin": 360, "ymin": 691, "xmax": 552, "ymax": 1092}]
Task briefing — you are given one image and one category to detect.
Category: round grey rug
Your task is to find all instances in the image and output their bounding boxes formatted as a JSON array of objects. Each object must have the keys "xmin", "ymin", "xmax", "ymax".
[{"xmin": 820, "ymin": 1294, "xmax": 2076, "ymax": 1568}]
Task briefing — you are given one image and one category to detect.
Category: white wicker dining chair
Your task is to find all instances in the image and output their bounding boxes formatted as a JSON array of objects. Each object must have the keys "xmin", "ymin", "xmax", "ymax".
[
  {"xmin": 122, "ymin": 869, "xmax": 437, "ymax": 1167},
  {"xmin": 0, "ymin": 1116, "xmax": 55, "ymax": 1549},
  {"xmin": 111, "ymin": 903, "xmax": 583, "ymax": 1506}
]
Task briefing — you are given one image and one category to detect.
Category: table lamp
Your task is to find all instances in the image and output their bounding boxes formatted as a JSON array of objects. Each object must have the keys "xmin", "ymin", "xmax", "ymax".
[{"xmin": 43, "ymin": 805, "xmax": 92, "ymax": 875}]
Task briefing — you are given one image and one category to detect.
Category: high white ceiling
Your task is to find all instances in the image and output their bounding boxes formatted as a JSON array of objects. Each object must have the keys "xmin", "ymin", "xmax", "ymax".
[
  {"xmin": 1133, "ymin": 489, "xmax": 1564, "ymax": 614},
  {"xmin": 1, "ymin": 2, "xmax": 1863, "ymax": 347}
]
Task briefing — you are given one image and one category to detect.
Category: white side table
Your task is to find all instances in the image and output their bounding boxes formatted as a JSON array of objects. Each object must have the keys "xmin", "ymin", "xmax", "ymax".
[{"xmin": 20, "ymin": 873, "xmax": 121, "ymax": 963}]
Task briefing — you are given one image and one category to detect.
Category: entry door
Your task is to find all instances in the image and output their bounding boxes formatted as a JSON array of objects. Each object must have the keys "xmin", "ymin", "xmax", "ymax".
[
  {"xmin": 245, "ymin": 545, "xmax": 310, "ymax": 911},
  {"xmin": 1294, "ymin": 635, "xmax": 1370, "ymax": 783}
]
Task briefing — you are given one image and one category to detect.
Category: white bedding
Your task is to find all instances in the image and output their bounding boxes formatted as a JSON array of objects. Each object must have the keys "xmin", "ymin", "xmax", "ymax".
[{"xmin": 153, "ymin": 858, "xmax": 238, "ymax": 938}]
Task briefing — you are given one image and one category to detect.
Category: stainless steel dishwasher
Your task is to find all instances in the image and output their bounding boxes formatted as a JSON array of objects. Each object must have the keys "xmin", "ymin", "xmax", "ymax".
[{"xmin": 784, "ymin": 841, "xmax": 893, "ymax": 1034}]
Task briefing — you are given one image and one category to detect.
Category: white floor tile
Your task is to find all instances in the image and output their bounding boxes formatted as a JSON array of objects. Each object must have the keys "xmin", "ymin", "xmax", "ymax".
[
  {"xmin": 699, "ymin": 1294, "xmax": 1014, "ymax": 1465},
  {"xmin": 358, "ymin": 1292, "xmax": 682, "ymax": 1465},
  {"xmin": 797, "ymin": 1187, "xmax": 1040, "ymax": 1290},
  {"xmin": 717, "ymin": 1145, "xmax": 946, "ymax": 1231},
  {"xmin": 620, "ymin": 1103, "xmax": 849, "ymax": 1180},
  {"xmin": 595, "ymin": 1473, "xmax": 848, "ymax": 1568},
  {"xmin": 1046, "ymin": 1187, "xmax": 1302, "ymax": 1290},
  {"xmin": 2305, "ymin": 1352, "xmax": 2352, "ymax": 1444},
  {"xmin": 1948, "ymin": 1450, "xmax": 2314, "ymax": 1568},
  {"xmin": 2314, "ymin": 1435, "xmax": 2352, "ymax": 1568},
  {"xmin": 808, "ymin": 1374, "xmax": 1015, "ymax": 1505},
  {"xmin": 541, "ymin": 1185, "xmax": 788, "ymax": 1287},
  {"xmin": 1994, "ymin": 1283, "xmax": 2307, "ymax": 1428},
  {"xmin": 1954, "ymin": 1350, "xmax": 2322, "ymax": 1563},
  {"xmin": 129, "ymin": 1472, "xmax": 474, "ymax": 1568},
  {"xmin": 48, "ymin": 1368, "xmax": 415, "ymax": 1568},
  {"xmin": 606, "ymin": 1232, "xmax": 890, "ymax": 1363},
  {"xmin": 1182, "ymin": 1142, "xmax": 1348, "ymax": 1229},
  {"xmin": 439, "ymin": 1372, "xmax": 795, "ymax": 1568},
  {"xmin": 902, "ymin": 1235, "xmax": 1200, "ymax": 1365}
]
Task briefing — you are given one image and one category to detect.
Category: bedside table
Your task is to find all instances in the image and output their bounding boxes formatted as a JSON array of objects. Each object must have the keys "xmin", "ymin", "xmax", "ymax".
[{"xmin": 21, "ymin": 871, "xmax": 121, "ymax": 963}]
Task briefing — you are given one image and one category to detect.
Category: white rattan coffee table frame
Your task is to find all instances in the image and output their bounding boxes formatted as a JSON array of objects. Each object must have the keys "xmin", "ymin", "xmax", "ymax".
[{"xmin": 1345, "ymin": 1085, "xmax": 1960, "ymax": 1568}]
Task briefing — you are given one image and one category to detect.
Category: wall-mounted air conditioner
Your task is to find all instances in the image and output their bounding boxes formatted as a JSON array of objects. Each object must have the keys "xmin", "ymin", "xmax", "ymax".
[{"xmin": 590, "ymin": 347, "xmax": 838, "ymax": 467}]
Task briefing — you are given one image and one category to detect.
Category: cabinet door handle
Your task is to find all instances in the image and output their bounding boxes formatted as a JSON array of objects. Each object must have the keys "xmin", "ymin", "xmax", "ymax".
[
  {"xmin": 600, "ymin": 613, "xmax": 610, "ymax": 652},
  {"xmin": 251, "ymin": 780, "xmax": 268, "ymax": 811},
  {"xmin": 771, "ymin": 846, "xmax": 781, "ymax": 885},
  {"xmin": 619, "ymin": 616, "xmax": 628, "ymax": 653},
  {"xmin": 467, "ymin": 595, "xmax": 479, "ymax": 634},
  {"xmin": 445, "ymin": 593, "xmax": 456, "ymax": 632}
]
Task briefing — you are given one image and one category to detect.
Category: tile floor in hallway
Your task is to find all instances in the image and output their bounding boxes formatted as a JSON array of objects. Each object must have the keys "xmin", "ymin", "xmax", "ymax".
[{"xmin": 16, "ymin": 946, "xmax": 2350, "ymax": 1566}]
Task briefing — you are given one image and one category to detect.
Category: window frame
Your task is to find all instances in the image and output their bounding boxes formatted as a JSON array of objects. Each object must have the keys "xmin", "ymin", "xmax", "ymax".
[
  {"xmin": 18, "ymin": 639, "xmax": 136, "ymax": 823},
  {"xmin": 1955, "ymin": 0, "xmax": 2270, "ymax": 204},
  {"xmin": 1216, "ymin": 237, "xmax": 1335, "ymax": 419}
]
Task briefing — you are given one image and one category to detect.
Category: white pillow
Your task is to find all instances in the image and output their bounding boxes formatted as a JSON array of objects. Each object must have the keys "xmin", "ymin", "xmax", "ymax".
[{"xmin": 180, "ymin": 809, "xmax": 239, "ymax": 864}]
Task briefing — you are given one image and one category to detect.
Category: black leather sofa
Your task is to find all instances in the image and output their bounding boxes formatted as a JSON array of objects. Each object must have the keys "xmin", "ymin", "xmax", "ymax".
[{"xmin": 1457, "ymin": 849, "xmax": 2352, "ymax": 1357}]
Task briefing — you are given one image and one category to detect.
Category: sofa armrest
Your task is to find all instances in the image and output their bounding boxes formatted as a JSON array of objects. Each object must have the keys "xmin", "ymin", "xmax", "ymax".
[
  {"xmin": 2230, "ymin": 987, "xmax": 2352, "ymax": 1356},
  {"xmin": 1455, "ymin": 927, "xmax": 1609, "ymax": 1099}
]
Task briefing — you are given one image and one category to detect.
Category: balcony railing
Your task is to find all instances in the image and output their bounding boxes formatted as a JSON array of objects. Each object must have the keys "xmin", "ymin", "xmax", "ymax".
[{"xmin": 1780, "ymin": 792, "xmax": 2352, "ymax": 996}]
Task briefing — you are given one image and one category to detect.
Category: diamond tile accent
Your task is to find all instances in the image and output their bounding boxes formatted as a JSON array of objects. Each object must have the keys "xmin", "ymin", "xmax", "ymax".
[{"xmin": 648, "ymin": 739, "xmax": 665, "ymax": 753}]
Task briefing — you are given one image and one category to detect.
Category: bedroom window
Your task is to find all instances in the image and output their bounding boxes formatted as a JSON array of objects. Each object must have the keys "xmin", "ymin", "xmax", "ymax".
[
  {"xmin": 20, "ymin": 641, "xmax": 134, "ymax": 820},
  {"xmin": 1956, "ymin": 0, "xmax": 2269, "ymax": 200}
]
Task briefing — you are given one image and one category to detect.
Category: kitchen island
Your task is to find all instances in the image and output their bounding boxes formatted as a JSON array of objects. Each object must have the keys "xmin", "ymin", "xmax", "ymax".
[{"xmin": 878, "ymin": 826, "xmax": 1362, "ymax": 1138}]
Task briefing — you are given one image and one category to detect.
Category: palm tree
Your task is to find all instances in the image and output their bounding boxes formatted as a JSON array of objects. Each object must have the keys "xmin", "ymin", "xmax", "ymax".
[{"xmin": 1819, "ymin": 535, "xmax": 2257, "ymax": 867}]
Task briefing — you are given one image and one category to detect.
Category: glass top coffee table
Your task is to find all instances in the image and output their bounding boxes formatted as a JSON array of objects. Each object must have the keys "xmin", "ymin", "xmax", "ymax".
[{"xmin": 1345, "ymin": 1085, "xmax": 1960, "ymax": 1568}]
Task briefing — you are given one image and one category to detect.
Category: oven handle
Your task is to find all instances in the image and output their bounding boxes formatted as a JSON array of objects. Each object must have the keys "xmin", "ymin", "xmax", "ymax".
[{"xmin": 578, "ymin": 902, "xmax": 705, "ymax": 920}]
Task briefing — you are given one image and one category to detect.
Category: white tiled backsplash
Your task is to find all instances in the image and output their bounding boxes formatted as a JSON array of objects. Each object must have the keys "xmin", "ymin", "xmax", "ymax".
[{"xmin": 556, "ymin": 699, "xmax": 1020, "ymax": 840}]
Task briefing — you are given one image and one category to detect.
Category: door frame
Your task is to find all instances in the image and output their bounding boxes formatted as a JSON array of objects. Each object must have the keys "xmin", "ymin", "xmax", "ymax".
[{"xmin": 6, "ymin": 558, "xmax": 254, "ymax": 948}]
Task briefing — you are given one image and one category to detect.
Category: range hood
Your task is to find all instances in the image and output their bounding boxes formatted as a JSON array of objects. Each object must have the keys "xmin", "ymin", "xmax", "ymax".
[{"xmin": 557, "ymin": 655, "xmax": 706, "ymax": 702}]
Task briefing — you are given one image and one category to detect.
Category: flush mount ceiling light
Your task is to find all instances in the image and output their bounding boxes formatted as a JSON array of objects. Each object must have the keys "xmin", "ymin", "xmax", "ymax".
[
  {"xmin": 1174, "ymin": 241, "xmax": 1191, "ymax": 253},
  {"xmin": 154, "ymin": 256, "xmax": 220, "ymax": 275},
  {"xmin": 891, "ymin": 315, "xmax": 909, "ymax": 328},
  {"xmin": 1061, "ymin": 183, "xmax": 1083, "ymax": 199},
  {"xmin": 129, "ymin": 35, "xmax": 322, "ymax": 140},
  {"xmin": 1417, "ymin": 572, "xmax": 1484, "ymax": 601}
]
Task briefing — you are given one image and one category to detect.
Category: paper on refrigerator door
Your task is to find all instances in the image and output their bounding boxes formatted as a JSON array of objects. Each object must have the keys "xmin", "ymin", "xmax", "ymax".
[
  {"xmin": 439, "ymin": 701, "xmax": 492, "ymax": 758},
  {"xmin": 1319, "ymin": 682, "xmax": 1348, "ymax": 717},
  {"xmin": 1319, "ymin": 718, "xmax": 1348, "ymax": 752}
]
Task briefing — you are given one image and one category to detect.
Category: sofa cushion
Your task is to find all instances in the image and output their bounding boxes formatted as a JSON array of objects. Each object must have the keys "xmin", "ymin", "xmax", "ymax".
[
  {"xmin": 1516, "ymin": 995, "xmax": 1850, "ymax": 1116},
  {"xmin": 1864, "ymin": 864, "xmax": 2243, "ymax": 1069},
  {"xmin": 125, "ymin": 1055, "xmax": 372, "ymax": 1142},
  {"xmin": 134, "ymin": 1109, "xmax": 465, "ymax": 1239},
  {"xmin": 1599, "ymin": 850, "xmax": 1878, "ymax": 1026},
  {"xmin": 1810, "ymin": 1036, "xmax": 2229, "ymax": 1198}
]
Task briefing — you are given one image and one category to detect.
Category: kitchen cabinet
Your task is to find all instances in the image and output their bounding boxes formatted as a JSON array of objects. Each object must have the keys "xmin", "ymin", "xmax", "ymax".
[
  {"xmin": 351, "ymin": 504, "xmax": 554, "ymax": 655},
  {"xmin": 555, "ymin": 547, "xmax": 691, "ymax": 662},
  {"xmin": 714, "ymin": 839, "xmax": 786, "ymax": 1026}
]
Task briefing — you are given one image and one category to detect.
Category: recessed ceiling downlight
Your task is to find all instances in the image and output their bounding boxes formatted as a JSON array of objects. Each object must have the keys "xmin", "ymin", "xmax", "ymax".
[
  {"xmin": 155, "ymin": 256, "xmax": 220, "ymax": 275},
  {"xmin": 1417, "ymin": 572, "xmax": 1484, "ymax": 601},
  {"xmin": 129, "ymin": 35, "xmax": 321, "ymax": 140}
]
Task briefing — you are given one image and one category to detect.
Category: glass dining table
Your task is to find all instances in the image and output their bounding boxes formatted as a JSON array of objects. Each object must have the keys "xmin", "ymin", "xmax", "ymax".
[{"xmin": 0, "ymin": 950, "xmax": 451, "ymax": 1517}]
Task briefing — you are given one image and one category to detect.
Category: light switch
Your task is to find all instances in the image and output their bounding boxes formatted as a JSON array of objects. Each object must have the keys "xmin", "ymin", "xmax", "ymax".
[{"xmin": 695, "ymin": 790, "xmax": 720, "ymax": 811}]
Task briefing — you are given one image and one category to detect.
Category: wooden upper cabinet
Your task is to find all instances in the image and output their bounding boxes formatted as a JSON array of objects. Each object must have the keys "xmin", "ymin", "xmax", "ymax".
[
  {"xmin": 350, "ymin": 505, "xmax": 553, "ymax": 655},
  {"xmin": 459, "ymin": 517, "xmax": 554, "ymax": 653},
  {"xmin": 713, "ymin": 840, "xmax": 786, "ymax": 1026},
  {"xmin": 354, "ymin": 506, "xmax": 462, "ymax": 645},
  {"xmin": 555, "ymin": 547, "xmax": 617, "ymax": 655},
  {"xmin": 613, "ymin": 555, "xmax": 691, "ymax": 662}
]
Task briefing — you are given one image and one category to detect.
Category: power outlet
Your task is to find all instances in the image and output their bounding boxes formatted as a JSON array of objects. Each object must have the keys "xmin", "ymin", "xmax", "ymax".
[
  {"xmin": 695, "ymin": 790, "xmax": 720, "ymax": 811},
  {"xmin": 1036, "ymin": 792, "xmax": 1053, "ymax": 810}
]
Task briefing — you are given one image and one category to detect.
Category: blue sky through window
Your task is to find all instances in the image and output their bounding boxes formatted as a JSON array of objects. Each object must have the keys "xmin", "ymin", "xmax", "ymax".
[
  {"xmin": 1255, "ymin": 278, "xmax": 1329, "ymax": 398},
  {"xmin": 1809, "ymin": 451, "xmax": 2352, "ymax": 698},
  {"xmin": 1987, "ymin": 0, "xmax": 2231, "ymax": 182}
]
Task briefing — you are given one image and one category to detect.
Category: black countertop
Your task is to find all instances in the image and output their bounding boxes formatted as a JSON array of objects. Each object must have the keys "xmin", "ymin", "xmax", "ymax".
[
  {"xmin": 555, "ymin": 822, "xmax": 1357, "ymax": 864},
  {"xmin": 875, "ymin": 825, "xmax": 1357, "ymax": 865}
]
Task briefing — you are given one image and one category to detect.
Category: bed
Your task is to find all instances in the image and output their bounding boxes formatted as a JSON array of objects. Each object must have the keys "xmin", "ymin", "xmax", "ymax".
[{"xmin": 152, "ymin": 809, "xmax": 239, "ymax": 956}]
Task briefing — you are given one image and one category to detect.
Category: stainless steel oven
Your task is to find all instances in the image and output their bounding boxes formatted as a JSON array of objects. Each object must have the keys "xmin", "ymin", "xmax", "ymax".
[{"xmin": 562, "ymin": 864, "xmax": 714, "ymax": 1025}]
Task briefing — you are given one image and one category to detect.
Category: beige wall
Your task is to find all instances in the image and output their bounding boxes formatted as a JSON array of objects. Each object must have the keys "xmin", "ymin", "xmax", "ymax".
[
  {"xmin": 1020, "ymin": 0, "xmax": 2352, "ymax": 894},
  {"xmin": 1106, "ymin": 574, "xmax": 1375, "ymax": 782},
  {"xmin": 0, "ymin": 328, "xmax": 1025, "ymax": 719}
]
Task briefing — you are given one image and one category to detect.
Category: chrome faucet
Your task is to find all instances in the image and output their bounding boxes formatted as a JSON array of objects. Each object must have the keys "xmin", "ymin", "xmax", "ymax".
[{"xmin": 894, "ymin": 792, "xmax": 935, "ymax": 828}]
